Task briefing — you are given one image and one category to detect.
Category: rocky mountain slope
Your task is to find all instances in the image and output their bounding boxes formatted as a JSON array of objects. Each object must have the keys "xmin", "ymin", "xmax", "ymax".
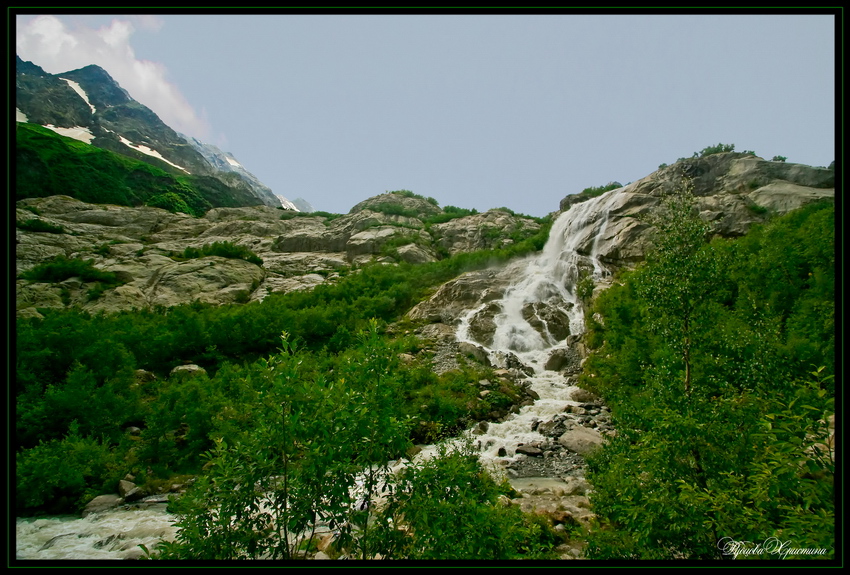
[
  {"xmin": 16, "ymin": 152, "xmax": 833, "ymax": 329},
  {"xmin": 15, "ymin": 55, "xmax": 291, "ymax": 209},
  {"xmin": 408, "ymin": 151, "xmax": 833, "ymax": 353},
  {"xmin": 15, "ymin": 191, "xmax": 542, "ymax": 317}
]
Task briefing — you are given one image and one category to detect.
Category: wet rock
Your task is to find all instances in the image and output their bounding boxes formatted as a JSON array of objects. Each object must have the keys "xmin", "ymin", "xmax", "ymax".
[
  {"xmin": 472, "ymin": 421, "xmax": 489, "ymax": 435},
  {"xmin": 458, "ymin": 342, "xmax": 490, "ymax": 365},
  {"xmin": 516, "ymin": 445, "xmax": 544, "ymax": 457},
  {"xmin": 569, "ymin": 387, "xmax": 600, "ymax": 403},
  {"xmin": 170, "ymin": 364, "xmax": 207, "ymax": 377},
  {"xmin": 82, "ymin": 494, "xmax": 123, "ymax": 517},
  {"xmin": 558, "ymin": 425, "xmax": 604, "ymax": 456},
  {"xmin": 118, "ymin": 480, "xmax": 143, "ymax": 502}
]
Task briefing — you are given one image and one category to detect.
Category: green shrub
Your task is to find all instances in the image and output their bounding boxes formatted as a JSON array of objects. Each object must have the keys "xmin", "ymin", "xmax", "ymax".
[
  {"xmin": 176, "ymin": 241, "xmax": 263, "ymax": 266},
  {"xmin": 19, "ymin": 255, "xmax": 121, "ymax": 285},
  {"xmin": 576, "ymin": 272, "xmax": 595, "ymax": 301},
  {"xmin": 16, "ymin": 422, "xmax": 123, "ymax": 513},
  {"xmin": 693, "ymin": 143, "xmax": 735, "ymax": 157},
  {"xmin": 423, "ymin": 207, "xmax": 478, "ymax": 226},
  {"xmin": 280, "ymin": 210, "xmax": 343, "ymax": 222},
  {"xmin": 772, "ymin": 155, "xmax": 787, "ymax": 162},
  {"xmin": 389, "ymin": 189, "xmax": 439, "ymax": 206},
  {"xmin": 17, "ymin": 218, "xmax": 66, "ymax": 234},
  {"xmin": 579, "ymin": 182, "xmax": 622, "ymax": 198},
  {"xmin": 146, "ymin": 192, "xmax": 194, "ymax": 216},
  {"xmin": 374, "ymin": 441, "xmax": 563, "ymax": 559},
  {"xmin": 581, "ymin": 191, "xmax": 835, "ymax": 559}
]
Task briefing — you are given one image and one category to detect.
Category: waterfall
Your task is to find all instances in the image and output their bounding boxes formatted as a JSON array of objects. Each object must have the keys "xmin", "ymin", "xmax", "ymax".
[{"xmin": 456, "ymin": 189, "xmax": 621, "ymax": 466}]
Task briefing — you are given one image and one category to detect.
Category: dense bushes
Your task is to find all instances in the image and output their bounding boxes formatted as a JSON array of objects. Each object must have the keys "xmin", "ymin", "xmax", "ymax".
[
  {"xmin": 15, "ymin": 123, "xmax": 257, "ymax": 216},
  {"xmin": 694, "ymin": 142, "xmax": 736, "ymax": 157},
  {"xmin": 580, "ymin": 188, "xmax": 834, "ymax": 559},
  {"xmin": 14, "ymin": 225, "xmax": 553, "ymax": 516},
  {"xmin": 16, "ymin": 218, "xmax": 66, "ymax": 234},
  {"xmin": 153, "ymin": 330, "xmax": 562, "ymax": 560},
  {"xmin": 578, "ymin": 182, "xmax": 623, "ymax": 199},
  {"xmin": 174, "ymin": 241, "xmax": 263, "ymax": 266},
  {"xmin": 19, "ymin": 255, "xmax": 122, "ymax": 286}
]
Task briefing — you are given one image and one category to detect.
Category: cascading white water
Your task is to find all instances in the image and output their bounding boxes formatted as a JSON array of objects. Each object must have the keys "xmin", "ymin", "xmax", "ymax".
[
  {"xmin": 15, "ymin": 190, "xmax": 622, "ymax": 560},
  {"xmin": 15, "ymin": 506, "xmax": 178, "ymax": 560},
  {"xmin": 456, "ymin": 190, "xmax": 621, "ymax": 467}
]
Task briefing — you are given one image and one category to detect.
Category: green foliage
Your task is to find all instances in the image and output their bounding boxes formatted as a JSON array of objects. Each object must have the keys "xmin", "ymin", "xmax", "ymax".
[
  {"xmin": 389, "ymin": 189, "xmax": 439, "ymax": 206},
  {"xmin": 16, "ymin": 422, "xmax": 124, "ymax": 513},
  {"xmin": 374, "ymin": 441, "xmax": 562, "ymax": 560},
  {"xmin": 15, "ymin": 122, "xmax": 253, "ymax": 215},
  {"xmin": 155, "ymin": 326, "xmax": 413, "ymax": 560},
  {"xmin": 579, "ymin": 182, "xmax": 622, "ymax": 198},
  {"xmin": 16, "ymin": 218, "xmax": 66, "ymax": 234},
  {"xmin": 581, "ymin": 186, "xmax": 835, "ymax": 559},
  {"xmin": 279, "ymin": 210, "xmax": 343, "ymax": 222},
  {"xmin": 693, "ymin": 142, "xmax": 736, "ymax": 157},
  {"xmin": 15, "ymin": 222, "xmax": 553, "ymax": 514},
  {"xmin": 19, "ymin": 254, "xmax": 122, "ymax": 286},
  {"xmin": 175, "ymin": 241, "xmax": 263, "ymax": 266},
  {"xmin": 576, "ymin": 271, "xmax": 596, "ymax": 301},
  {"xmin": 145, "ymin": 192, "xmax": 194, "ymax": 216},
  {"xmin": 772, "ymin": 155, "xmax": 788, "ymax": 162},
  {"xmin": 93, "ymin": 240, "xmax": 123, "ymax": 257},
  {"xmin": 422, "ymin": 205, "xmax": 479, "ymax": 225}
]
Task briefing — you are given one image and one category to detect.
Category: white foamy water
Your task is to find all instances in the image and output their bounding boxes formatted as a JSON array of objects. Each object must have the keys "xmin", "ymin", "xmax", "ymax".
[
  {"xmin": 456, "ymin": 190, "xmax": 621, "ymax": 467},
  {"xmin": 15, "ymin": 506, "xmax": 179, "ymax": 561}
]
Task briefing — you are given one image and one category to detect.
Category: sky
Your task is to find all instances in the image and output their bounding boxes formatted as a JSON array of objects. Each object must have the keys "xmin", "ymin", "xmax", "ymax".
[{"xmin": 14, "ymin": 11, "xmax": 837, "ymax": 217}]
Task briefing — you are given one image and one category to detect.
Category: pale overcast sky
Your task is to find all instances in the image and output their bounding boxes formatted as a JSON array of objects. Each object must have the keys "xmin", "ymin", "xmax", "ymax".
[{"xmin": 15, "ymin": 11, "xmax": 837, "ymax": 217}]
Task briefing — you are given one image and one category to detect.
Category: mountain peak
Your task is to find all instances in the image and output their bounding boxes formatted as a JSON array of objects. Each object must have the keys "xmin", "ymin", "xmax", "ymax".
[
  {"xmin": 60, "ymin": 64, "xmax": 132, "ymax": 107},
  {"xmin": 16, "ymin": 55, "xmax": 49, "ymax": 76}
]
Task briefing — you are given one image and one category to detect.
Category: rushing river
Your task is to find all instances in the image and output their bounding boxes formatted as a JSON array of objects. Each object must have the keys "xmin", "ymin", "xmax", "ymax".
[{"xmin": 15, "ymin": 190, "xmax": 620, "ymax": 561}]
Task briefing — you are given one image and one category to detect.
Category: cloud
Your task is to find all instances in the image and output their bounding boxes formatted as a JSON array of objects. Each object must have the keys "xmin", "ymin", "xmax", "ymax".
[{"xmin": 16, "ymin": 15, "xmax": 211, "ymax": 140}]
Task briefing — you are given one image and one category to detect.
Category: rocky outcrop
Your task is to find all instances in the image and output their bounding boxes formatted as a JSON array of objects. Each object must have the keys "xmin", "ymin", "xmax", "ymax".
[
  {"xmin": 557, "ymin": 153, "xmax": 833, "ymax": 266},
  {"xmin": 406, "ymin": 154, "xmax": 833, "ymax": 352},
  {"xmin": 349, "ymin": 192, "xmax": 441, "ymax": 217},
  {"xmin": 16, "ymin": 154, "xmax": 832, "ymax": 319},
  {"xmin": 430, "ymin": 210, "xmax": 541, "ymax": 256},
  {"xmin": 15, "ymin": 194, "xmax": 542, "ymax": 317},
  {"xmin": 408, "ymin": 267, "xmax": 513, "ymax": 326}
]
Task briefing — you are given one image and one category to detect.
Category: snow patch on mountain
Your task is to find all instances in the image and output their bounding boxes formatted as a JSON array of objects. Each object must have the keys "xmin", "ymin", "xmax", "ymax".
[
  {"xmin": 116, "ymin": 134, "xmax": 189, "ymax": 173},
  {"xmin": 292, "ymin": 197, "xmax": 315, "ymax": 213},
  {"xmin": 275, "ymin": 195, "xmax": 299, "ymax": 211},
  {"xmin": 60, "ymin": 78, "xmax": 96, "ymax": 114},
  {"xmin": 179, "ymin": 133, "xmax": 297, "ymax": 209},
  {"xmin": 43, "ymin": 124, "xmax": 96, "ymax": 144}
]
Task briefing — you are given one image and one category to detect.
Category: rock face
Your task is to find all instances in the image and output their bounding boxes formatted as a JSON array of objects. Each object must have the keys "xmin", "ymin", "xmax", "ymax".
[
  {"xmin": 429, "ymin": 210, "xmax": 541, "ymax": 256},
  {"xmin": 15, "ymin": 194, "xmax": 543, "ymax": 317},
  {"xmin": 407, "ymin": 153, "xmax": 833, "ymax": 351},
  {"xmin": 557, "ymin": 152, "xmax": 833, "ymax": 266},
  {"xmin": 15, "ymin": 154, "xmax": 832, "ymax": 319}
]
